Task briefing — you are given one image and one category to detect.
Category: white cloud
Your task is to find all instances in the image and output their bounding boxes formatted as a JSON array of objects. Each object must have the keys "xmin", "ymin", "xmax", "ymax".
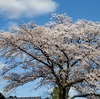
[{"xmin": 0, "ymin": 0, "xmax": 58, "ymax": 19}]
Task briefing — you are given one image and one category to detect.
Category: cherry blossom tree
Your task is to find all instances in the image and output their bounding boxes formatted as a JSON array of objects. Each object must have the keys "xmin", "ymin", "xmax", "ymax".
[{"xmin": 0, "ymin": 14, "xmax": 100, "ymax": 99}]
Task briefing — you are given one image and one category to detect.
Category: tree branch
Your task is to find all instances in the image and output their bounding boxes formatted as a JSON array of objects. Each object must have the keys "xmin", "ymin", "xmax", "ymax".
[
  {"xmin": 65, "ymin": 78, "xmax": 85, "ymax": 87},
  {"xmin": 9, "ymin": 41, "xmax": 51, "ymax": 68},
  {"xmin": 36, "ymin": 46, "xmax": 63, "ymax": 69},
  {"xmin": 71, "ymin": 59, "xmax": 81, "ymax": 67},
  {"xmin": 55, "ymin": 45, "xmax": 70, "ymax": 67},
  {"xmin": 91, "ymin": 59, "xmax": 100, "ymax": 67}
]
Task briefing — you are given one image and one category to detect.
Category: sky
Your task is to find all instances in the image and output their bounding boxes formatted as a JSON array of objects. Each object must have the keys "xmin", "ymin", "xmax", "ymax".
[{"xmin": 0, "ymin": 0, "xmax": 100, "ymax": 98}]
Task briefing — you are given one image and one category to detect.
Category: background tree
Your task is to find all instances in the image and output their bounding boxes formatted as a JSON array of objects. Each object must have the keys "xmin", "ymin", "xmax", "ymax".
[
  {"xmin": 51, "ymin": 86, "xmax": 69, "ymax": 99},
  {"xmin": 0, "ymin": 13, "xmax": 100, "ymax": 99},
  {"xmin": 51, "ymin": 86, "xmax": 59, "ymax": 99}
]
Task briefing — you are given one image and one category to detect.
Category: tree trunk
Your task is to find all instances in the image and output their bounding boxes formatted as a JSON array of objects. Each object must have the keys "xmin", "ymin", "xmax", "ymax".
[{"xmin": 59, "ymin": 87, "xmax": 70, "ymax": 99}]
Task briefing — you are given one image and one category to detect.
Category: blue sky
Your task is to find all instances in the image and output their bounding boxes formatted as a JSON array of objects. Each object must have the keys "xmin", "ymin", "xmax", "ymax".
[{"xmin": 0, "ymin": 0, "xmax": 100, "ymax": 98}]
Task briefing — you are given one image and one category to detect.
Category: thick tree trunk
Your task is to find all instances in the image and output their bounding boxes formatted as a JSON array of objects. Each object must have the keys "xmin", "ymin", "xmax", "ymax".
[{"xmin": 59, "ymin": 87, "xmax": 70, "ymax": 99}]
